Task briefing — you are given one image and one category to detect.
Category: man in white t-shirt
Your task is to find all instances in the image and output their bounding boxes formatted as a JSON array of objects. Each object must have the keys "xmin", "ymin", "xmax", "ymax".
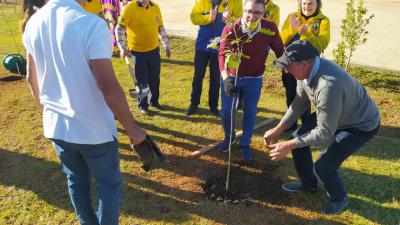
[{"xmin": 22, "ymin": 0, "xmax": 148, "ymax": 223}]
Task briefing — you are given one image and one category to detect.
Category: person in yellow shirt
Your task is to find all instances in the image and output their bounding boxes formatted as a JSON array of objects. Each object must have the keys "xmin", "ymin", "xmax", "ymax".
[
  {"xmin": 83, "ymin": 0, "xmax": 102, "ymax": 15},
  {"xmin": 264, "ymin": 0, "xmax": 279, "ymax": 26},
  {"xmin": 185, "ymin": 0, "xmax": 242, "ymax": 116},
  {"xmin": 115, "ymin": 0, "xmax": 171, "ymax": 115},
  {"xmin": 280, "ymin": 0, "xmax": 330, "ymax": 131}
]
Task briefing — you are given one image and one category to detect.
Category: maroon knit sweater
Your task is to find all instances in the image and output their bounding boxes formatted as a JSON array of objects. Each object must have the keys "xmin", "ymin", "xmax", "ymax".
[{"xmin": 218, "ymin": 19, "xmax": 284, "ymax": 77}]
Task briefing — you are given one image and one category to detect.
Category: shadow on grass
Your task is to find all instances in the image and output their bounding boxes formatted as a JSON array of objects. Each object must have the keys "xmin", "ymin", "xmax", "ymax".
[
  {"xmin": 256, "ymin": 106, "xmax": 286, "ymax": 116},
  {"xmin": 343, "ymin": 167, "xmax": 400, "ymax": 204},
  {"xmin": 365, "ymin": 79, "xmax": 400, "ymax": 93},
  {"xmin": 149, "ymin": 105, "xmax": 221, "ymax": 124},
  {"xmin": 348, "ymin": 196, "xmax": 400, "ymax": 225},
  {"xmin": 118, "ymin": 124, "xmax": 214, "ymax": 149},
  {"xmin": 119, "ymin": 134, "xmax": 200, "ymax": 153},
  {"xmin": 0, "ymin": 75, "xmax": 24, "ymax": 82},
  {"xmin": 0, "ymin": 148, "xmax": 344, "ymax": 224},
  {"xmin": 161, "ymin": 58, "xmax": 194, "ymax": 67},
  {"xmin": 1, "ymin": 120, "xmax": 396, "ymax": 224}
]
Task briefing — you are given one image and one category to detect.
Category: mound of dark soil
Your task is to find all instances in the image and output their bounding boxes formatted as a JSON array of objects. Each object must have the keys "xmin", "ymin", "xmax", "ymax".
[{"xmin": 202, "ymin": 160, "xmax": 289, "ymax": 205}]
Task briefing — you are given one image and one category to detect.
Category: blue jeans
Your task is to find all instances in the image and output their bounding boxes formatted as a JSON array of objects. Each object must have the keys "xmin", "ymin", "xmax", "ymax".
[
  {"xmin": 292, "ymin": 113, "xmax": 380, "ymax": 202},
  {"xmin": 190, "ymin": 50, "xmax": 220, "ymax": 109},
  {"xmin": 220, "ymin": 76, "xmax": 263, "ymax": 146},
  {"xmin": 51, "ymin": 138, "xmax": 122, "ymax": 225},
  {"xmin": 131, "ymin": 47, "xmax": 161, "ymax": 109}
]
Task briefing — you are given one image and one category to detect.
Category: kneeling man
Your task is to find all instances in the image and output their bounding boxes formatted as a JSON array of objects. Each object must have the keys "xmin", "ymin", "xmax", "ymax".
[{"xmin": 264, "ymin": 40, "xmax": 380, "ymax": 214}]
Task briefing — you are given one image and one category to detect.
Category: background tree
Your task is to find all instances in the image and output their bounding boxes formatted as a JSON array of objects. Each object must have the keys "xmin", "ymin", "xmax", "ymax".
[{"xmin": 333, "ymin": 0, "xmax": 374, "ymax": 70}]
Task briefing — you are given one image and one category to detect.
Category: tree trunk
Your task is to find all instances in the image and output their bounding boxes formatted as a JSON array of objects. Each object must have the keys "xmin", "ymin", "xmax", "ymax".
[{"xmin": 345, "ymin": 50, "xmax": 353, "ymax": 71}]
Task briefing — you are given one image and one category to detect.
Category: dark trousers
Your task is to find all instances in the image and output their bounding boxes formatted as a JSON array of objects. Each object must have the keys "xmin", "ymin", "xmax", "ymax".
[
  {"xmin": 282, "ymin": 71, "xmax": 310, "ymax": 129},
  {"xmin": 189, "ymin": 50, "xmax": 220, "ymax": 109},
  {"xmin": 292, "ymin": 112, "xmax": 380, "ymax": 202},
  {"xmin": 131, "ymin": 47, "xmax": 161, "ymax": 109}
]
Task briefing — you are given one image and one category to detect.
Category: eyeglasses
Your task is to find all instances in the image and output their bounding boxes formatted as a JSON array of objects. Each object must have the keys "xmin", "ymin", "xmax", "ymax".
[{"xmin": 243, "ymin": 9, "xmax": 264, "ymax": 16}]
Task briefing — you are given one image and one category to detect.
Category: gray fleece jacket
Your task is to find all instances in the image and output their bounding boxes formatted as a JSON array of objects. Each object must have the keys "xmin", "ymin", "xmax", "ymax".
[{"xmin": 282, "ymin": 58, "xmax": 380, "ymax": 148}]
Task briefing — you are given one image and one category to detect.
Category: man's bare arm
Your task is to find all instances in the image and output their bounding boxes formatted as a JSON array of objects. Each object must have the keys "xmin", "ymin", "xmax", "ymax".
[
  {"xmin": 26, "ymin": 53, "xmax": 42, "ymax": 109},
  {"xmin": 90, "ymin": 58, "xmax": 146, "ymax": 144}
]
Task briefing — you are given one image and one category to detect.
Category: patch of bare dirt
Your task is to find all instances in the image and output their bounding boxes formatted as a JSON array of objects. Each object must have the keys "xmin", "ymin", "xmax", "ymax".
[{"xmin": 202, "ymin": 159, "xmax": 288, "ymax": 205}]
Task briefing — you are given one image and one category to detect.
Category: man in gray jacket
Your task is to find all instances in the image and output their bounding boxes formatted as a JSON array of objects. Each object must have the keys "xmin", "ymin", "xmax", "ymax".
[{"xmin": 263, "ymin": 40, "xmax": 380, "ymax": 215}]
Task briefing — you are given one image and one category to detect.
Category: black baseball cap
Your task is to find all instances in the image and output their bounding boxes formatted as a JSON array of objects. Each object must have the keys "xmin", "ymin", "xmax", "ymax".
[{"xmin": 274, "ymin": 40, "xmax": 318, "ymax": 68}]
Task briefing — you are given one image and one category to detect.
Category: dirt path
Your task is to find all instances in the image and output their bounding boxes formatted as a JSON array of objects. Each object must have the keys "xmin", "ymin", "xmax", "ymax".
[{"xmin": 158, "ymin": 0, "xmax": 400, "ymax": 71}]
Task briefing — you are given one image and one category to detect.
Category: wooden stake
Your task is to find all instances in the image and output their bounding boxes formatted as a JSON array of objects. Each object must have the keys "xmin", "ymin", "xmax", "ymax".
[{"xmin": 190, "ymin": 118, "xmax": 276, "ymax": 156}]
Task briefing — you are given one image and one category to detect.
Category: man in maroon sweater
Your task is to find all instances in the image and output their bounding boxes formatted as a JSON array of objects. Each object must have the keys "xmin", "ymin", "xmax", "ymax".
[{"xmin": 218, "ymin": 0, "xmax": 283, "ymax": 160}]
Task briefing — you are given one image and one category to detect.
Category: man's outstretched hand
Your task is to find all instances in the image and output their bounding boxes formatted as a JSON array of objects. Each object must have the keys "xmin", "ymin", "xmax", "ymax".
[{"xmin": 268, "ymin": 140, "xmax": 298, "ymax": 161}]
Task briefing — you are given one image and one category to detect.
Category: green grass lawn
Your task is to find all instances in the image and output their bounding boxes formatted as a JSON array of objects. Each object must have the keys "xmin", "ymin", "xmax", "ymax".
[{"xmin": 1, "ymin": 3, "xmax": 399, "ymax": 225}]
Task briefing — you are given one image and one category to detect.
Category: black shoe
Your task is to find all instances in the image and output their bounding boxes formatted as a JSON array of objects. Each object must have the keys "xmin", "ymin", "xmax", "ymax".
[
  {"xmin": 185, "ymin": 105, "xmax": 197, "ymax": 115},
  {"xmin": 150, "ymin": 102, "xmax": 163, "ymax": 110},
  {"xmin": 281, "ymin": 181, "xmax": 317, "ymax": 193},
  {"xmin": 139, "ymin": 107, "xmax": 149, "ymax": 115},
  {"xmin": 321, "ymin": 196, "xmax": 349, "ymax": 215},
  {"xmin": 210, "ymin": 108, "xmax": 220, "ymax": 117}
]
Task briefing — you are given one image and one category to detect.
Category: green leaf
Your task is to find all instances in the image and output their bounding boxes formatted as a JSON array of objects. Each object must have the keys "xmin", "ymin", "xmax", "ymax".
[
  {"xmin": 241, "ymin": 53, "xmax": 251, "ymax": 60},
  {"xmin": 247, "ymin": 20, "xmax": 260, "ymax": 31},
  {"xmin": 230, "ymin": 39, "xmax": 241, "ymax": 45},
  {"xmin": 225, "ymin": 53, "xmax": 239, "ymax": 70},
  {"xmin": 259, "ymin": 28, "xmax": 276, "ymax": 36}
]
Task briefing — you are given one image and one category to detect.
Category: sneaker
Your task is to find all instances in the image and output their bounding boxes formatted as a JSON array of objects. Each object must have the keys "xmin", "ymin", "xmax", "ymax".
[
  {"xmin": 240, "ymin": 145, "xmax": 253, "ymax": 160},
  {"xmin": 150, "ymin": 102, "xmax": 164, "ymax": 110},
  {"xmin": 210, "ymin": 107, "xmax": 220, "ymax": 117},
  {"xmin": 218, "ymin": 137, "xmax": 236, "ymax": 153},
  {"xmin": 139, "ymin": 107, "xmax": 149, "ymax": 115},
  {"xmin": 185, "ymin": 105, "xmax": 197, "ymax": 115},
  {"xmin": 281, "ymin": 181, "xmax": 317, "ymax": 193},
  {"xmin": 321, "ymin": 196, "xmax": 349, "ymax": 215}
]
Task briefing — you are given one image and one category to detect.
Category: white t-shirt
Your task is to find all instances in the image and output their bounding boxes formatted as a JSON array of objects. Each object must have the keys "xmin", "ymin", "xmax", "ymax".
[{"xmin": 23, "ymin": 0, "xmax": 117, "ymax": 144}]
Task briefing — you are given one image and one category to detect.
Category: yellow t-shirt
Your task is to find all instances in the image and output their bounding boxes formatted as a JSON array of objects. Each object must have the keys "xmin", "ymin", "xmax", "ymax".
[
  {"xmin": 118, "ymin": 1, "xmax": 163, "ymax": 52},
  {"xmin": 83, "ymin": 0, "xmax": 102, "ymax": 15},
  {"xmin": 265, "ymin": 0, "xmax": 280, "ymax": 27}
]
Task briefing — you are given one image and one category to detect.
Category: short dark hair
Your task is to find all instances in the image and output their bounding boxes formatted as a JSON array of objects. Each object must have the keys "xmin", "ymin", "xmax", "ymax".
[
  {"xmin": 244, "ymin": 0, "xmax": 266, "ymax": 7},
  {"xmin": 298, "ymin": 0, "xmax": 322, "ymax": 14},
  {"xmin": 20, "ymin": 0, "xmax": 46, "ymax": 32}
]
